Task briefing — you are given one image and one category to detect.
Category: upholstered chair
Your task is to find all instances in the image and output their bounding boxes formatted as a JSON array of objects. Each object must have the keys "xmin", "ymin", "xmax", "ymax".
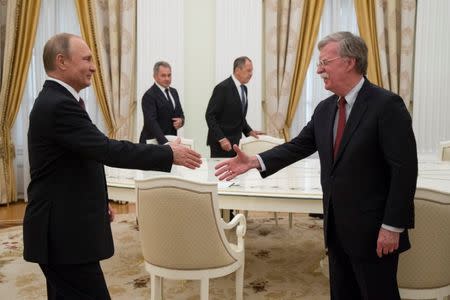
[
  {"xmin": 239, "ymin": 135, "xmax": 292, "ymax": 227},
  {"xmin": 398, "ymin": 188, "xmax": 450, "ymax": 300},
  {"xmin": 438, "ymin": 141, "xmax": 450, "ymax": 161},
  {"xmin": 135, "ymin": 176, "xmax": 246, "ymax": 300}
]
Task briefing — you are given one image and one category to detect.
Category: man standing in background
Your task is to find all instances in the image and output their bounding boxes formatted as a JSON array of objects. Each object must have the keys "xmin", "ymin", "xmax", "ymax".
[
  {"xmin": 205, "ymin": 56, "xmax": 262, "ymax": 157},
  {"xmin": 24, "ymin": 33, "xmax": 201, "ymax": 300},
  {"xmin": 139, "ymin": 61, "xmax": 185, "ymax": 144}
]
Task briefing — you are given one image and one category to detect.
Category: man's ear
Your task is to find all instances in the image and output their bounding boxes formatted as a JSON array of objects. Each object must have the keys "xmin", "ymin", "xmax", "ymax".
[
  {"xmin": 346, "ymin": 57, "xmax": 356, "ymax": 72},
  {"xmin": 55, "ymin": 53, "xmax": 67, "ymax": 70}
]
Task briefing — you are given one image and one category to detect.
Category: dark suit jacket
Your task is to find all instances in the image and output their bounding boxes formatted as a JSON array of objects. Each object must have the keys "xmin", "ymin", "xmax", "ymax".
[
  {"xmin": 139, "ymin": 84, "xmax": 184, "ymax": 144},
  {"xmin": 205, "ymin": 76, "xmax": 253, "ymax": 156},
  {"xmin": 24, "ymin": 80, "xmax": 173, "ymax": 264},
  {"xmin": 259, "ymin": 79, "xmax": 417, "ymax": 259}
]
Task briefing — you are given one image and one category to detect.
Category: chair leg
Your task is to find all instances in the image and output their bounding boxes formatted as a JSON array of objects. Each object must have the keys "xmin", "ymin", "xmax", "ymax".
[
  {"xmin": 200, "ymin": 278, "xmax": 209, "ymax": 300},
  {"xmin": 274, "ymin": 212, "xmax": 278, "ymax": 226},
  {"xmin": 151, "ymin": 274, "xmax": 162, "ymax": 300},
  {"xmin": 289, "ymin": 213, "xmax": 293, "ymax": 229},
  {"xmin": 235, "ymin": 265, "xmax": 244, "ymax": 300}
]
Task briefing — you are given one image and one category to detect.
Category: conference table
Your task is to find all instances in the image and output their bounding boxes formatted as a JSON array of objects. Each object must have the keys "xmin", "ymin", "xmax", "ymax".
[{"xmin": 106, "ymin": 155, "xmax": 450, "ymax": 213}]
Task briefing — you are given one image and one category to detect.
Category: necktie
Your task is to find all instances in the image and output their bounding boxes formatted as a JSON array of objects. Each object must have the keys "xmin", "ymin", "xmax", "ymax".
[
  {"xmin": 164, "ymin": 88, "xmax": 175, "ymax": 110},
  {"xmin": 240, "ymin": 85, "xmax": 246, "ymax": 113},
  {"xmin": 334, "ymin": 97, "xmax": 347, "ymax": 158},
  {"xmin": 79, "ymin": 98, "xmax": 86, "ymax": 111}
]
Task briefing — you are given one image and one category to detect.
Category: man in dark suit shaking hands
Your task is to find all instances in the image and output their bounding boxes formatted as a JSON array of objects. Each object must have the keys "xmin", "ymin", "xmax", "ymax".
[
  {"xmin": 139, "ymin": 61, "xmax": 185, "ymax": 144},
  {"xmin": 206, "ymin": 56, "xmax": 262, "ymax": 157},
  {"xmin": 215, "ymin": 32, "xmax": 417, "ymax": 300},
  {"xmin": 23, "ymin": 33, "xmax": 201, "ymax": 300}
]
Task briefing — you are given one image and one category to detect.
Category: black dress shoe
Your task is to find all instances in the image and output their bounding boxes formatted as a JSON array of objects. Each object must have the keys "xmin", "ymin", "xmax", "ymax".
[{"xmin": 309, "ymin": 213, "xmax": 324, "ymax": 219}]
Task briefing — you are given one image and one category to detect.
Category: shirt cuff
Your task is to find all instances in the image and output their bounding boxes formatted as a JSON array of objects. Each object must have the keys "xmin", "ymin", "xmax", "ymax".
[
  {"xmin": 256, "ymin": 154, "xmax": 266, "ymax": 171},
  {"xmin": 381, "ymin": 224, "xmax": 404, "ymax": 233}
]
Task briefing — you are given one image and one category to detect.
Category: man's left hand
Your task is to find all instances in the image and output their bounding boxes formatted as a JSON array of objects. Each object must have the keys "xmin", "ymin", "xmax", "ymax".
[
  {"xmin": 172, "ymin": 118, "xmax": 184, "ymax": 129},
  {"xmin": 249, "ymin": 130, "xmax": 265, "ymax": 138},
  {"xmin": 376, "ymin": 228, "xmax": 399, "ymax": 258}
]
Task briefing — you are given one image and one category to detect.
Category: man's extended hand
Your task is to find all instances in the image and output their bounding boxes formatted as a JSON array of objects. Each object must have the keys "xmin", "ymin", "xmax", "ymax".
[
  {"xmin": 172, "ymin": 117, "xmax": 184, "ymax": 130},
  {"xmin": 376, "ymin": 227, "xmax": 400, "ymax": 258},
  {"xmin": 169, "ymin": 137, "xmax": 202, "ymax": 169},
  {"xmin": 215, "ymin": 145, "xmax": 260, "ymax": 181}
]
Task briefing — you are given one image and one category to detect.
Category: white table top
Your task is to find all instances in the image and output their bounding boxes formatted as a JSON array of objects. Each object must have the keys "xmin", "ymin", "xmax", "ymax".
[{"xmin": 106, "ymin": 156, "xmax": 450, "ymax": 200}]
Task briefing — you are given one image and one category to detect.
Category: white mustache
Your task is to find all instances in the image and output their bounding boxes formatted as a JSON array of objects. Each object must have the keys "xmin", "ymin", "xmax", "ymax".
[{"xmin": 320, "ymin": 73, "xmax": 329, "ymax": 80}]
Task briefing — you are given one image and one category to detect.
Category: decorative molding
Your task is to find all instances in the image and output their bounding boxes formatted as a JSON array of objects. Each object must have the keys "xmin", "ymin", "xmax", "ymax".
[
  {"xmin": 136, "ymin": 0, "xmax": 184, "ymax": 141},
  {"xmin": 413, "ymin": 0, "xmax": 450, "ymax": 153},
  {"xmin": 215, "ymin": 0, "xmax": 263, "ymax": 130}
]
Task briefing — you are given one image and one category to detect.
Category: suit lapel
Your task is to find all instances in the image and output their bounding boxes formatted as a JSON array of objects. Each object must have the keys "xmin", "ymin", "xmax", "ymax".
[
  {"xmin": 228, "ymin": 77, "xmax": 244, "ymax": 115},
  {"xmin": 333, "ymin": 80, "xmax": 370, "ymax": 163},
  {"xmin": 154, "ymin": 84, "xmax": 174, "ymax": 110}
]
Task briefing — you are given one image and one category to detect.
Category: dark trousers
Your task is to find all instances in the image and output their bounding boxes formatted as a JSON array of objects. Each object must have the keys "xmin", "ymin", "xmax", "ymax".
[
  {"xmin": 327, "ymin": 224, "xmax": 400, "ymax": 300},
  {"xmin": 39, "ymin": 262, "xmax": 111, "ymax": 300}
]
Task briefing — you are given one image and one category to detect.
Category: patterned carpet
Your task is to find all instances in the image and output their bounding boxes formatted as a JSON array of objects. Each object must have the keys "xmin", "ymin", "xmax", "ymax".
[{"xmin": 0, "ymin": 213, "xmax": 329, "ymax": 299}]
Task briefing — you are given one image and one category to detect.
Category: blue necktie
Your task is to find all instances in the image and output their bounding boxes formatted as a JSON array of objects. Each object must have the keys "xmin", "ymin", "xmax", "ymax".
[{"xmin": 240, "ymin": 85, "xmax": 246, "ymax": 113}]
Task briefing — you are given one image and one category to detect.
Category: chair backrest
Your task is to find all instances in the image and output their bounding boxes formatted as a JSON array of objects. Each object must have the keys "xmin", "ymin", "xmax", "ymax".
[
  {"xmin": 397, "ymin": 188, "xmax": 450, "ymax": 289},
  {"xmin": 438, "ymin": 141, "xmax": 450, "ymax": 161},
  {"xmin": 239, "ymin": 135, "xmax": 284, "ymax": 156},
  {"xmin": 147, "ymin": 135, "xmax": 194, "ymax": 150},
  {"xmin": 135, "ymin": 176, "xmax": 237, "ymax": 270}
]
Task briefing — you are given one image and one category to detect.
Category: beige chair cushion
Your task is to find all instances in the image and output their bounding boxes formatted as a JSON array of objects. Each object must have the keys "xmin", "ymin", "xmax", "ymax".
[
  {"xmin": 138, "ymin": 187, "xmax": 236, "ymax": 270},
  {"xmin": 398, "ymin": 197, "xmax": 450, "ymax": 289}
]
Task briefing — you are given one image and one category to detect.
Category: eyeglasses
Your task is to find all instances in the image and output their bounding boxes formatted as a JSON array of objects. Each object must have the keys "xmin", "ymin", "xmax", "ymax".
[{"xmin": 316, "ymin": 57, "xmax": 341, "ymax": 68}]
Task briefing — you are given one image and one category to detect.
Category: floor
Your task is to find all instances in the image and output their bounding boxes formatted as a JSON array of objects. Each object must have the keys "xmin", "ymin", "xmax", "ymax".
[
  {"xmin": 0, "ymin": 201, "xmax": 288, "ymax": 230},
  {"xmin": 0, "ymin": 200, "xmax": 135, "ymax": 229}
]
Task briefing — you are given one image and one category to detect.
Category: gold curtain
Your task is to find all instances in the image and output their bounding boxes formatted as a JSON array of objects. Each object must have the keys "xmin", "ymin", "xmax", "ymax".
[
  {"xmin": 0, "ymin": 0, "xmax": 41, "ymax": 204},
  {"xmin": 283, "ymin": 0, "xmax": 324, "ymax": 140},
  {"xmin": 88, "ymin": 0, "xmax": 137, "ymax": 140},
  {"xmin": 374, "ymin": 0, "xmax": 416, "ymax": 111},
  {"xmin": 354, "ymin": 0, "xmax": 382, "ymax": 86},
  {"xmin": 263, "ymin": 0, "xmax": 305, "ymax": 139},
  {"xmin": 75, "ymin": 0, "xmax": 116, "ymax": 138}
]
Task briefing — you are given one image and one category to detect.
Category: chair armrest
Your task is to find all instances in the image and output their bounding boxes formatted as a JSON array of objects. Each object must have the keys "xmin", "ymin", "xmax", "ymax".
[{"xmin": 221, "ymin": 213, "xmax": 247, "ymax": 249}]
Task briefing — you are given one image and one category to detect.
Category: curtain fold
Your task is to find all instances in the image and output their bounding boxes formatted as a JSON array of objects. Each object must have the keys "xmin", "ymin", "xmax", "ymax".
[
  {"xmin": 0, "ymin": 0, "xmax": 40, "ymax": 204},
  {"xmin": 374, "ymin": 0, "xmax": 416, "ymax": 111},
  {"xmin": 76, "ymin": 0, "xmax": 137, "ymax": 140},
  {"xmin": 75, "ymin": 0, "xmax": 116, "ymax": 138},
  {"xmin": 283, "ymin": 0, "xmax": 324, "ymax": 140},
  {"xmin": 354, "ymin": 0, "xmax": 382, "ymax": 86},
  {"xmin": 263, "ymin": 0, "xmax": 304, "ymax": 139}
]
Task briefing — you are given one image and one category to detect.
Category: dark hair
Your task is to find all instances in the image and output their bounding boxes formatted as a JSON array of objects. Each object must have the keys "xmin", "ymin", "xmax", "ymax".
[{"xmin": 233, "ymin": 56, "xmax": 251, "ymax": 72}]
